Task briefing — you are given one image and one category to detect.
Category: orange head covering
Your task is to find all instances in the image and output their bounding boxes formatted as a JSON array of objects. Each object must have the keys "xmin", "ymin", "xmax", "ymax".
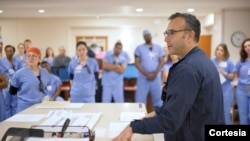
[{"xmin": 26, "ymin": 47, "xmax": 41, "ymax": 57}]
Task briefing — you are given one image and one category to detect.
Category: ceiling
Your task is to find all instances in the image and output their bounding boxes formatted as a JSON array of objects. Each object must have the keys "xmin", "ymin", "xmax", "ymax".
[{"xmin": 0, "ymin": 0, "xmax": 250, "ymax": 18}]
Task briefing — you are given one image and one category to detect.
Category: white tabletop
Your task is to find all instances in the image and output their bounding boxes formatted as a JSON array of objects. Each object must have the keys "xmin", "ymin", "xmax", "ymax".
[{"xmin": 0, "ymin": 102, "xmax": 154, "ymax": 141}]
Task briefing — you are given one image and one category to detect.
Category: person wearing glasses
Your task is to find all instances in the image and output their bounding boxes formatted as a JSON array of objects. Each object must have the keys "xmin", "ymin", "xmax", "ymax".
[
  {"xmin": 68, "ymin": 41, "xmax": 99, "ymax": 103},
  {"xmin": 9, "ymin": 47, "xmax": 50, "ymax": 113},
  {"xmin": 112, "ymin": 12, "xmax": 224, "ymax": 141},
  {"xmin": 134, "ymin": 29, "xmax": 164, "ymax": 110},
  {"xmin": 211, "ymin": 43, "xmax": 236, "ymax": 124},
  {"xmin": 0, "ymin": 45, "xmax": 22, "ymax": 118},
  {"xmin": 101, "ymin": 41, "xmax": 128, "ymax": 103}
]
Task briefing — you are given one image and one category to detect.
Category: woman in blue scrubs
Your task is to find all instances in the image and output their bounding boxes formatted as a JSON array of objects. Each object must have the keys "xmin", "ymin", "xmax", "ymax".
[
  {"xmin": 68, "ymin": 41, "xmax": 99, "ymax": 103},
  {"xmin": 0, "ymin": 66, "xmax": 8, "ymax": 122},
  {"xmin": 40, "ymin": 61, "xmax": 64, "ymax": 101},
  {"xmin": 0, "ymin": 45, "xmax": 22, "ymax": 118},
  {"xmin": 211, "ymin": 43, "xmax": 236, "ymax": 124},
  {"xmin": 14, "ymin": 43, "xmax": 26, "ymax": 68},
  {"xmin": 9, "ymin": 47, "xmax": 50, "ymax": 113},
  {"xmin": 235, "ymin": 38, "xmax": 250, "ymax": 124}
]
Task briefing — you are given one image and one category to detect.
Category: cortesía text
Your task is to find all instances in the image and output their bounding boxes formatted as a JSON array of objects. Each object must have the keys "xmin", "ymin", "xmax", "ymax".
[{"xmin": 205, "ymin": 125, "xmax": 250, "ymax": 141}]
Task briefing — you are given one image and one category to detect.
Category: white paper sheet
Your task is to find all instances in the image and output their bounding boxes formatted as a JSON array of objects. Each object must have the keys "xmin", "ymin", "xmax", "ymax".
[
  {"xmin": 5, "ymin": 114, "xmax": 45, "ymax": 122},
  {"xmin": 119, "ymin": 112, "xmax": 145, "ymax": 122},
  {"xmin": 33, "ymin": 112, "xmax": 102, "ymax": 133},
  {"xmin": 108, "ymin": 122, "xmax": 130, "ymax": 138},
  {"xmin": 219, "ymin": 73, "xmax": 226, "ymax": 84}
]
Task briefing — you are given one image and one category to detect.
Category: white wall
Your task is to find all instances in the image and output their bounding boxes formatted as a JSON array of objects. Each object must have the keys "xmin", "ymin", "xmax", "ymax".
[{"xmin": 0, "ymin": 9, "xmax": 249, "ymax": 63}]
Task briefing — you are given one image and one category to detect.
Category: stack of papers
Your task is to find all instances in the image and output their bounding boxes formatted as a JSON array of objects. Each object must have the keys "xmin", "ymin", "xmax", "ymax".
[{"xmin": 33, "ymin": 112, "xmax": 102, "ymax": 133}]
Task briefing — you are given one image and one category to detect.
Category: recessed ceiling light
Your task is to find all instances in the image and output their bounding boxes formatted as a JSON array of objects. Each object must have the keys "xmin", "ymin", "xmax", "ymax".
[
  {"xmin": 136, "ymin": 8, "xmax": 143, "ymax": 12},
  {"xmin": 0, "ymin": 10, "xmax": 3, "ymax": 13},
  {"xmin": 187, "ymin": 8, "xmax": 195, "ymax": 12},
  {"xmin": 38, "ymin": 9, "xmax": 45, "ymax": 13}
]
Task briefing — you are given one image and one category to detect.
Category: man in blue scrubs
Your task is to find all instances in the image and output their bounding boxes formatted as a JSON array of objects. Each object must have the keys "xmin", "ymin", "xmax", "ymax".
[
  {"xmin": 101, "ymin": 41, "xmax": 128, "ymax": 102},
  {"xmin": 134, "ymin": 29, "xmax": 164, "ymax": 108},
  {"xmin": 113, "ymin": 12, "xmax": 224, "ymax": 141}
]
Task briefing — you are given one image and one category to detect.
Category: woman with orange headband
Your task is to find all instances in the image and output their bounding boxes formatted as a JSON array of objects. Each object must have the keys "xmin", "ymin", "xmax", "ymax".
[{"xmin": 9, "ymin": 47, "xmax": 51, "ymax": 113}]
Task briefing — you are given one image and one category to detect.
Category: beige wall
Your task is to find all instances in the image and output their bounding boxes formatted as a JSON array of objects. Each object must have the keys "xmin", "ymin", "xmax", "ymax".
[{"xmin": 0, "ymin": 9, "xmax": 249, "ymax": 63}]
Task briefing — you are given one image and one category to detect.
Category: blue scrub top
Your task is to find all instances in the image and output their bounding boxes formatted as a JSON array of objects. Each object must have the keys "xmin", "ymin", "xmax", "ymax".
[
  {"xmin": 45, "ymin": 73, "xmax": 62, "ymax": 96},
  {"xmin": 236, "ymin": 60, "xmax": 250, "ymax": 84},
  {"xmin": 0, "ymin": 57, "xmax": 22, "ymax": 80},
  {"xmin": 11, "ymin": 67, "xmax": 50, "ymax": 112},
  {"xmin": 211, "ymin": 58, "xmax": 236, "ymax": 85},
  {"xmin": 68, "ymin": 58, "xmax": 99, "ymax": 97},
  {"xmin": 101, "ymin": 51, "xmax": 127, "ymax": 87},
  {"xmin": 43, "ymin": 57, "xmax": 54, "ymax": 67},
  {"xmin": 134, "ymin": 43, "xmax": 164, "ymax": 78},
  {"xmin": 14, "ymin": 54, "xmax": 26, "ymax": 68},
  {"xmin": 0, "ymin": 66, "xmax": 6, "ymax": 121}
]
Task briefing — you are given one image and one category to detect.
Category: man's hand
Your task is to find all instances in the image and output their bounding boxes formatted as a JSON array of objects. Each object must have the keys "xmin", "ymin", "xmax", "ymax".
[
  {"xmin": 146, "ymin": 72, "xmax": 156, "ymax": 80},
  {"xmin": 112, "ymin": 125, "xmax": 134, "ymax": 141}
]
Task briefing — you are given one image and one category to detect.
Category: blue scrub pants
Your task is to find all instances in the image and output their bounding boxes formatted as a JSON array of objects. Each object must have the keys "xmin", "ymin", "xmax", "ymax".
[
  {"xmin": 70, "ymin": 95, "xmax": 95, "ymax": 103},
  {"xmin": 222, "ymin": 83, "xmax": 234, "ymax": 124},
  {"xmin": 17, "ymin": 101, "xmax": 37, "ymax": 114},
  {"xmin": 236, "ymin": 83, "xmax": 250, "ymax": 124},
  {"xmin": 102, "ymin": 85, "xmax": 124, "ymax": 102},
  {"xmin": 0, "ymin": 91, "xmax": 6, "ymax": 122},
  {"xmin": 135, "ymin": 77, "xmax": 162, "ymax": 108},
  {"xmin": 5, "ymin": 92, "xmax": 17, "ymax": 118}
]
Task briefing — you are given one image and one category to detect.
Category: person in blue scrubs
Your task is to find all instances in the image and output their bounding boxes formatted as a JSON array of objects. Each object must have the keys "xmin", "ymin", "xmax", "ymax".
[
  {"xmin": 40, "ymin": 61, "xmax": 64, "ymax": 101},
  {"xmin": 9, "ymin": 47, "xmax": 50, "ymax": 113},
  {"xmin": 101, "ymin": 41, "xmax": 128, "ymax": 102},
  {"xmin": 14, "ymin": 43, "xmax": 26, "ymax": 68},
  {"xmin": 68, "ymin": 41, "xmax": 99, "ymax": 103},
  {"xmin": 134, "ymin": 29, "xmax": 164, "ymax": 108},
  {"xmin": 113, "ymin": 12, "xmax": 224, "ymax": 141},
  {"xmin": 211, "ymin": 43, "xmax": 236, "ymax": 125},
  {"xmin": 42, "ymin": 47, "xmax": 55, "ymax": 67},
  {"xmin": 235, "ymin": 38, "xmax": 250, "ymax": 125},
  {"xmin": 161, "ymin": 49, "xmax": 179, "ymax": 84},
  {"xmin": 0, "ymin": 66, "xmax": 8, "ymax": 122},
  {"xmin": 0, "ymin": 45, "xmax": 22, "ymax": 118}
]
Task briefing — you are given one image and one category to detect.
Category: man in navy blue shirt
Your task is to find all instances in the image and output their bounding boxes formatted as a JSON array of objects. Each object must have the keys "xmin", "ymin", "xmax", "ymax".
[{"xmin": 112, "ymin": 12, "xmax": 225, "ymax": 141}]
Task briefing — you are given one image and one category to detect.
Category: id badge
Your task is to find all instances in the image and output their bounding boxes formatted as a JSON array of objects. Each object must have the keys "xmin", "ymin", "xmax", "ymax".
[
  {"xmin": 248, "ymin": 68, "xmax": 250, "ymax": 76},
  {"xmin": 75, "ymin": 65, "xmax": 82, "ymax": 73},
  {"xmin": 219, "ymin": 61, "xmax": 227, "ymax": 68}
]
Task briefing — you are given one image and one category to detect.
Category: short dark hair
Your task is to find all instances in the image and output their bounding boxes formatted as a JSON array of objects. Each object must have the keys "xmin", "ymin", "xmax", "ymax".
[
  {"xmin": 5, "ymin": 45, "xmax": 15, "ymax": 53},
  {"xmin": 169, "ymin": 12, "xmax": 201, "ymax": 42}
]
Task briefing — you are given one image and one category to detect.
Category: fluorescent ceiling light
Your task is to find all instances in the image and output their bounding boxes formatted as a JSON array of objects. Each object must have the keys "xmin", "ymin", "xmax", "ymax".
[
  {"xmin": 0, "ymin": 10, "xmax": 3, "ymax": 13},
  {"xmin": 187, "ymin": 8, "xmax": 195, "ymax": 12},
  {"xmin": 136, "ymin": 8, "xmax": 143, "ymax": 12},
  {"xmin": 38, "ymin": 9, "xmax": 45, "ymax": 13}
]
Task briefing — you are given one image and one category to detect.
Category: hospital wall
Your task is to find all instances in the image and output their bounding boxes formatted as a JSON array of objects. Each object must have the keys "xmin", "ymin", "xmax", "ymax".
[{"xmin": 0, "ymin": 9, "xmax": 249, "ymax": 64}]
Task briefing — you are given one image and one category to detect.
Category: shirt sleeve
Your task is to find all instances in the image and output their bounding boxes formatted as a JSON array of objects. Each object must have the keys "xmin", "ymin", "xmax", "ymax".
[{"xmin": 131, "ymin": 64, "xmax": 201, "ymax": 134}]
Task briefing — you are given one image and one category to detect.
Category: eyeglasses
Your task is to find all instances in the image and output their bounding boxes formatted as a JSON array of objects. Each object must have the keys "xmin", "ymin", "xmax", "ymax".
[
  {"xmin": 27, "ymin": 54, "xmax": 38, "ymax": 59},
  {"xmin": 163, "ymin": 29, "xmax": 191, "ymax": 38}
]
